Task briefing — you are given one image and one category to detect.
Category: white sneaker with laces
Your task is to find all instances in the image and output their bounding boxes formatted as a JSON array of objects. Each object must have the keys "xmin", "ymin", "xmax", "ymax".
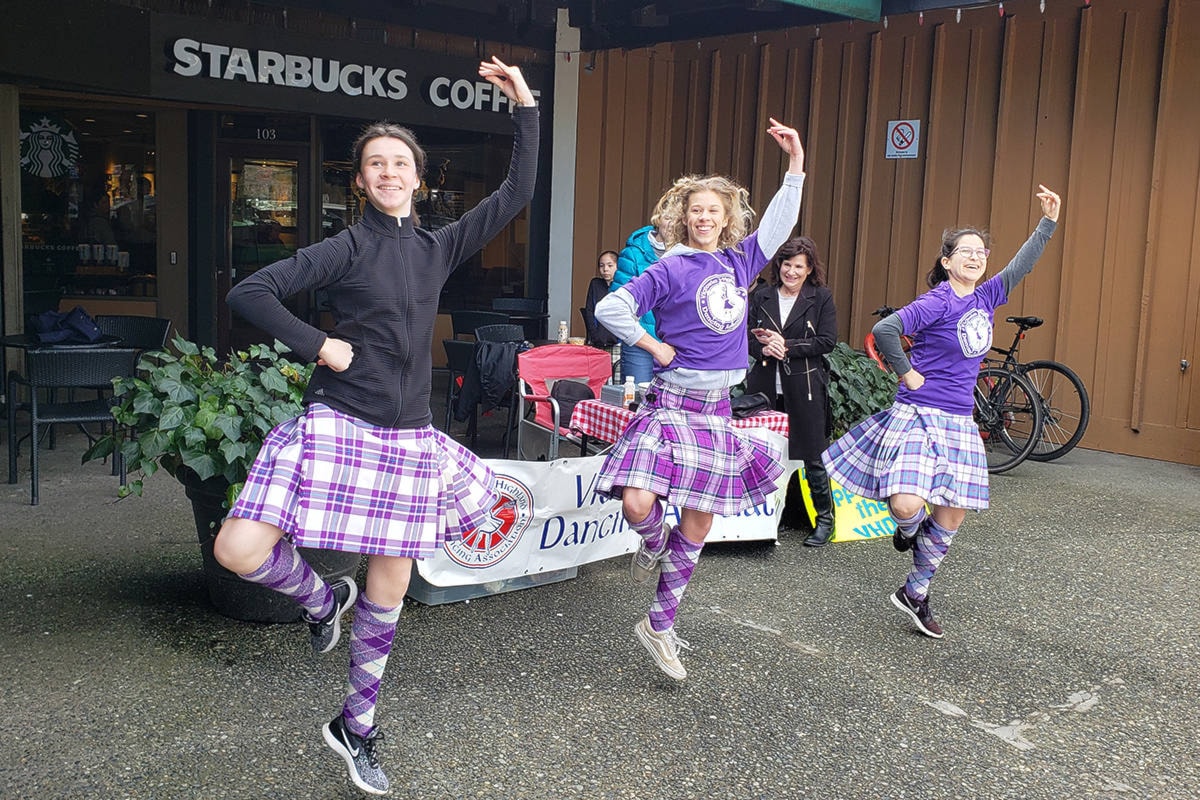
[
  {"xmin": 629, "ymin": 525, "xmax": 670, "ymax": 585},
  {"xmin": 634, "ymin": 616, "xmax": 690, "ymax": 680}
]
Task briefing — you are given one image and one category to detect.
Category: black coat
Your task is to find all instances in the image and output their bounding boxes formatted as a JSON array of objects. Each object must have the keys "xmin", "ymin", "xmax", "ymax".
[{"xmin": 746, "ymin": 281, "xmax": 838, "ymax": 461}]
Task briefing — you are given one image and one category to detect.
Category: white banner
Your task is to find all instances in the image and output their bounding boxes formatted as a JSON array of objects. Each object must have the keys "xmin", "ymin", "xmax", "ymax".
[{"xmin": 416, "ymin": 431, "xmax": 793, "ymax": 588}]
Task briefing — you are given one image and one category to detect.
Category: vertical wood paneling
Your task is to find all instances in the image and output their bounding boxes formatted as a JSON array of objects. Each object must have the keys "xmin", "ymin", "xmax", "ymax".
[
  {"xmin": 1138, "ymin": 0, "xmax": 1200, "ymax": 434},
  {"xmin": 571, "ymin": 0, "xmax": 1197, "ymax": 463},
  {"xmin": 852, "ymin": 32, "xmax": 896, "ymax": 343},
  {"xmin": 991, "ymin": 15, "xmax": 1053, "ymax": 352}
]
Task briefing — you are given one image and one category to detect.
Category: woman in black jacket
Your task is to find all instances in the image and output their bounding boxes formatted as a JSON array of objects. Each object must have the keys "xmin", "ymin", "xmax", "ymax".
[{"xmin": 747, "ymin": 236, "xmax": 838, "ymax": 546}]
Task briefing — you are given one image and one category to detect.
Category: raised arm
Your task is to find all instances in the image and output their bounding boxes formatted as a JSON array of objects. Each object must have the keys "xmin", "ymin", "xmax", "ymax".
[
  {"xmin": 756, "ymin": 118, "xmax": 807, "ymax": 260},
  {"xmin": 999, "ymin": 184, "xmax": 1062, "ymax": 295}
]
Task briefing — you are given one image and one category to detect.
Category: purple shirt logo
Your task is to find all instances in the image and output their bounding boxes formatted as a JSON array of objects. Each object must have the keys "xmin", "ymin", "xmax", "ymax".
[
  {"xmin": 695, "ymin": 273, "xmax": 747, "ymax": 334},
  {"xmin": 957, "ymin": 307, "xmax": 993, "ymax": 358}
]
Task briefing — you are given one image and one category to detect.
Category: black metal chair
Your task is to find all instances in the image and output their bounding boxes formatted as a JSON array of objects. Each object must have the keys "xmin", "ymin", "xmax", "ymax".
[
  {"xmin": 442, "ymin": 338, "xmax": 479, "ymax": 449},
  {"xmin": 474, "ymin": 323, "xmax": 526, "ymax": 343},
  {"xmin": 492, "ymin": 297, "xmax": 545, "ymax": 314},
  {"xmin": 7, "ymin": 347, "xmax": 140, "ymax": 505},
  {"xmin": 450, "ymin": 310, "xmax": 508, "ymax": 341},
  {"xmin": 493, "ymin": 297, "xmax": 548, "ymax": 340},
  {"xmin": 94, "ymin": 315, "xmax": 171, "ymax": 351}
]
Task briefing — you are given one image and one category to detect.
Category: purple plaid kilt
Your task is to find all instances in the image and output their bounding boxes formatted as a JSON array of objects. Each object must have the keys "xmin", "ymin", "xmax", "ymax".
[
  {"xmin": 227, "ymin": 403, "xmax": 496, "ymax": 558},
  {"xmin": 821, "ymin": 402, "xmax": 989, "ymax": 510},
  {"xmin": 595, "ymin": 377, "xmax": 785, "ymax": 516}
]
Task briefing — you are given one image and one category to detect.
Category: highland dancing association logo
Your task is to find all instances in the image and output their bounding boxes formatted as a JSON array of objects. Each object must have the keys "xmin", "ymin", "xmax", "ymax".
[
  {"xmin": 444, "ymin": 475, "xmax": 534, "ymax": 568},
  {"xmin": 19, "ymin": 116, "xmax": 80, "ymax": 179}
]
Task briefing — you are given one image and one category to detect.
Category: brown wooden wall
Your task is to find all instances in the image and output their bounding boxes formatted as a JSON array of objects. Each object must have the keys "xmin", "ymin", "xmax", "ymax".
[{"xmin": 570, "ymin": 0, "xmax": 1200, "ymax": 465}]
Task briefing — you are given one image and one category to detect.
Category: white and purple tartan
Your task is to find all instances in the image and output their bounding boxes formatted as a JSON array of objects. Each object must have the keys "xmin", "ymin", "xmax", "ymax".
[
  {"xmin": 228, "ymin": 403, "xmax": 496, "ymax": 558},
  {"xmin": 595, "ymin": 378, "xmax": 785, "ymax": 516},
  {"xmin": 821, "ymin": 402, "xmax": 989, "ymax": 510}
]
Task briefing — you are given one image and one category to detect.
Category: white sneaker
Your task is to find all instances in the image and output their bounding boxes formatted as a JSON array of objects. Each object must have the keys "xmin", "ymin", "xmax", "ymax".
[
  {"xmin": 634, "ymin": 616, "xmax": 690, "ymax": 680},
  {"xmin": 629, "ymin": 525, "xmax": 670, "ymax": 585}
]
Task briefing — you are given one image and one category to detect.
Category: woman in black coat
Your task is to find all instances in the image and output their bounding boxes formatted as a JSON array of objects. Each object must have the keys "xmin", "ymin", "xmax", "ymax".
[{"xmin": 747, "ymin": 236, "xmax": 839, "ymax": 546}]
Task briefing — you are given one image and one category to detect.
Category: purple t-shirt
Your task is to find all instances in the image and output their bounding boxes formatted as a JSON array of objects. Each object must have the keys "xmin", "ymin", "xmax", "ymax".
[
  {"xmin": 895, "ymin": 274, "xmax": 1007, "ymax": 415},
  {"xmin": 622, "ymin": 231, "xmax": 768, "ymax": 373}
]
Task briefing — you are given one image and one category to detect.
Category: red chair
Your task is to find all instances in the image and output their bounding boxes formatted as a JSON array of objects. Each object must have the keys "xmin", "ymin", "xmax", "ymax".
[{"xmin": 513, "ymin": 344, "xmax": 613, "ymax": 460}]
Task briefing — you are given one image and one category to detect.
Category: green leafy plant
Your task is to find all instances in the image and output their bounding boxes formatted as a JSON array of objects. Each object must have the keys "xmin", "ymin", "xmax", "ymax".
[
  {"xmin": 825, "ymin": 341, "xmax": 897, "ymax": 438},
  {"xmin": 84, "ymin": 335, "xmax": 313, "ymax": 508}
]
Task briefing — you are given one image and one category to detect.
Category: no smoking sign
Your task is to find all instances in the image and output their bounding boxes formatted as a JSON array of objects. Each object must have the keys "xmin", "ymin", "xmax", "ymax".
[{"xmin": 885, "ymin": 119, "xmax": 921, "ymax": 159}]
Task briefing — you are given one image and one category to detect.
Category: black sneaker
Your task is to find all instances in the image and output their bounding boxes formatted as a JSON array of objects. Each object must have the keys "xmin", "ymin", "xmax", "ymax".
[
  {"xmin": 305, "ymin": 577, "xmax": 358, "ymax": 654},
  {"xmin": 892, "ymin": 518, "xmax": 923, "ymax": 553},
  {"xmin": 322, "ymin": 714, "xmax": 389, "ymax": 795},
  {"xmin": 890, "ymin": 587, "xmax": 944, "ymax": 639}
]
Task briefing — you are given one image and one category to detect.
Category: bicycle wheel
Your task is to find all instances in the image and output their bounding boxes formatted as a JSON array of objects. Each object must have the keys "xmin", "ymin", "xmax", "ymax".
[
  {"xmin": 1021, "ymin": 360, "xmax": 1090, "ymax": 461},
  {"xmin": 974, "ymin": 367, "xmax": 1044, "ymax": 473}
]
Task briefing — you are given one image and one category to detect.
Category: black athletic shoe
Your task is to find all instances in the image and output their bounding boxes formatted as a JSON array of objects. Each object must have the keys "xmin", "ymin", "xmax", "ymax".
[
  {"xmin": 305, "ymin": 577, "xmax": 358, "ymax": 654},
  {"xmin": 890, "ymin": 588, "xmax": 944, "ymax": 639},
  {"xmin": 892, "ymin": 518, "xmax": 925, "ymax": 553},
  {"xmin": 322, "ymin": 714, "xmax": 389, "ymax": 795}
]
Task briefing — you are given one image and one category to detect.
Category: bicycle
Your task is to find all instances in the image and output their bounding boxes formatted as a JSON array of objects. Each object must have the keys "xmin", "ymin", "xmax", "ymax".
[
  {"xmin": 984, "ymin": 315, "xmax": 1090, "ymax": 461},
  {"xmin": 865, "ymin": 306, "xmax": 1045, "ymax": 473}
]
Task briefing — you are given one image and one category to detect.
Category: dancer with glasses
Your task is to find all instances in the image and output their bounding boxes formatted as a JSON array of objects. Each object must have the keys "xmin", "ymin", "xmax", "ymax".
[
  {"xmin": 822, "ymin": 185, "xmax": 1061, "ymax": 639},
  {"xmin": 594, "ymin": 118, "xmax": 806, "ymax": 680},
  {"xmin": 747, "ymin": 236, "xmax": 838, "ymax": 546}
]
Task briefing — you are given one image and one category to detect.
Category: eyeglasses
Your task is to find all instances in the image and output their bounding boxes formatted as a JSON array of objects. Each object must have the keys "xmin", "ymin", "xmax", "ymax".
[{"xmin": 952, "ymin": 247, "xmax": 990, "ymax": 260}]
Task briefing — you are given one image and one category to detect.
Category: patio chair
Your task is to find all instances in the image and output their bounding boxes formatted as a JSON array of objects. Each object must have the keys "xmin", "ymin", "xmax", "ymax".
[
  {"xmin": 493, "ymin": 297, "xmax": 548, "ymax": 340},
  {"xmin": 514, "ymin": 343, "xmax": 613, "ymax": 461},
  {"xmin": 94, "ymin": 315, "xmax": 171, "ymax": 352},
  {"xmin": 474, "ymin": 323, "xmax": 526, "ymax": 343},
  {"xmin": 450, "ymin": 309, "xmax": 508, "ymax": 340},
  {"xmin": 442, "ymin": 338, "xmax": 479, "ymax": 449},
  {"xmin": 7, "ymin": 347, "xmax": 139, "ymax": 505}
]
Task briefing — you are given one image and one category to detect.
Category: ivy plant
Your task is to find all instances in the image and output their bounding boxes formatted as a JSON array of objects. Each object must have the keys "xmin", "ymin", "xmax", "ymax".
[
  {"xmin": 825, "ymin": 341, "xmax": 898, "ymax": 439},
  {"xmin": 84, "ymin": 335, "xmax": 312, "ymax": 508}
]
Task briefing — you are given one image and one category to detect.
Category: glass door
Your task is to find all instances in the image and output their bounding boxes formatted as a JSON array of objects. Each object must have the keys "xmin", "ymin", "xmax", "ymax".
[{"xmin": 216, "ymin": 142, "xmax": 310, "ymax": 354}]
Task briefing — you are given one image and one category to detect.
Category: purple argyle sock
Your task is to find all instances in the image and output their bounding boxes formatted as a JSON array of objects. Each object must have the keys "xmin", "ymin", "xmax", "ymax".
[
  {"xmin": 342, "ymin": 594, "xmax": 403, "ymax": 738},
  {"xmin": 892, "ymin": 506, "xmax": 928, "ymax": 539},
  {"xmin": 905, "ymin": 518, "xmax": 958, "ymax": 600},
  {"xmin": 628, "ymin": 501, "xmax": 666, "ymax": 552},
  {"xmin": 238, "ymin": 539, "xmax": 332, "ymax": 619},
  {"xmin": 648, "ymin": 526, "xmax": 703, "ymax": 632}
]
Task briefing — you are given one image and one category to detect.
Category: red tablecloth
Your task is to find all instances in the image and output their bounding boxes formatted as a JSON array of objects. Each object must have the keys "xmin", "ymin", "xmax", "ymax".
[{"xmin": 570, "ymin": 398, "xmax": 790, "ymax": 444}]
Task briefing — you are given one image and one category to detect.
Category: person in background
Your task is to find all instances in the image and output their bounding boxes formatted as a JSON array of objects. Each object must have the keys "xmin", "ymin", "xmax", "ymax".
[
  {"xmin": 212, "ymin": 56, "xmax": 538, "ymax": 795},
  {"xmin": 612, "ymin": 225, "xmax": 665, "ymax": 382},
  {"xmin": 823, "ymin": 185, "xmax": 1061, "ymax": 639},
  {"xmin": 746, "ymin": 235, "xmax": 838, "ymax": 547},
  {"xmin": 595, "ymin": 118, "xmax": 806, "ymax": 681},
  {"xmin": 583, "ymin": 249, "xmax": 620, "ymax": 347}
]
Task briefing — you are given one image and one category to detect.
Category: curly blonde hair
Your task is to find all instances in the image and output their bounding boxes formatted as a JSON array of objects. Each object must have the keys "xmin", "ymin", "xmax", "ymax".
[{"xmin": 650, "ymin": 175, "xmax": 756, "ymax": 251}]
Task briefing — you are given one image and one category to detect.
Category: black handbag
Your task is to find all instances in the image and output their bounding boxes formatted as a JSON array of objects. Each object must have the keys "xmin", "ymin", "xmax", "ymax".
[{"xmin": 730, "ymin": 391, "xmax": 771, "ymax": 419}]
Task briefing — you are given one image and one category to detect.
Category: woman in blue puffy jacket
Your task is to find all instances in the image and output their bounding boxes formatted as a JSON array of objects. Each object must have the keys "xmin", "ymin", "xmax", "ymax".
[{"xmin": 612, "ymin": 224, "xmax": 665, "ymax": 382}]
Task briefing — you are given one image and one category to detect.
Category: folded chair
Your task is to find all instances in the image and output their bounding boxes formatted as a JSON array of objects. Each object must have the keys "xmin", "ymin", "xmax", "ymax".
[{"xmin": 514, "ymin": 344, "xmax": 613, "ymax": 461}]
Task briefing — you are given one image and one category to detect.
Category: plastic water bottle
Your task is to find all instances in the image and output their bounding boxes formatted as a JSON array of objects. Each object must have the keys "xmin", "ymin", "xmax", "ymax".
[
  {"xmin": 623, "ymin": 376, "xmax": 636, "ymax": 409},
  {"xmin": 557, "ymin": 320, "xmax": 568, "ymax": 344}
]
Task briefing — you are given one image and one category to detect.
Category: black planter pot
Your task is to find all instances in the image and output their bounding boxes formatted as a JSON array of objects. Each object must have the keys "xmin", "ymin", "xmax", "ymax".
[{"xmin": 181, "ymin": 471, "xmax": 361, "ymax": 624}]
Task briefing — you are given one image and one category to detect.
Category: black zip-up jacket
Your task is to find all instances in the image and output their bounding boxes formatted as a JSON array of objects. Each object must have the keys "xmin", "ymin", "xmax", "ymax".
[{"xmin": 227, "ymin": 106, "xmax": 539, "ymax": 429}]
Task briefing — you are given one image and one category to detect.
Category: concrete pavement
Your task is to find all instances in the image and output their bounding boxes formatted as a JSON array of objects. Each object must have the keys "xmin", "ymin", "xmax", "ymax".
[{"xmin": 1, "ymin": 400, "xmax": 1198, "ymax": 799}]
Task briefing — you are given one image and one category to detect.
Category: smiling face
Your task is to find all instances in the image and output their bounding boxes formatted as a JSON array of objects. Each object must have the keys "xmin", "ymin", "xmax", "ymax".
[
  {"xmin": 684, "ymin": 189, "xmax": 729, "ymax": 252},
  {"xmin": 778, "ymin": 253, "xmax": 811, "ymax": 295},
  {"xmin": 942, "ymin": 232, "xmax": 989, "ymax": 291},
  {"xmin": 355, "ymin": 136, "xmax": 420, "ymax": 219}
]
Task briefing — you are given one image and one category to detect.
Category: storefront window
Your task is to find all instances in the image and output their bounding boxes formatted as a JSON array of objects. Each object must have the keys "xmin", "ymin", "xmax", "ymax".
[
  {"xmin": 319, "ymin": 118, "xmax": 529, "ymax": 311},
  {"xmin": 18, "ymin": 103, "xmax": 156, "ymax": 318}
]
